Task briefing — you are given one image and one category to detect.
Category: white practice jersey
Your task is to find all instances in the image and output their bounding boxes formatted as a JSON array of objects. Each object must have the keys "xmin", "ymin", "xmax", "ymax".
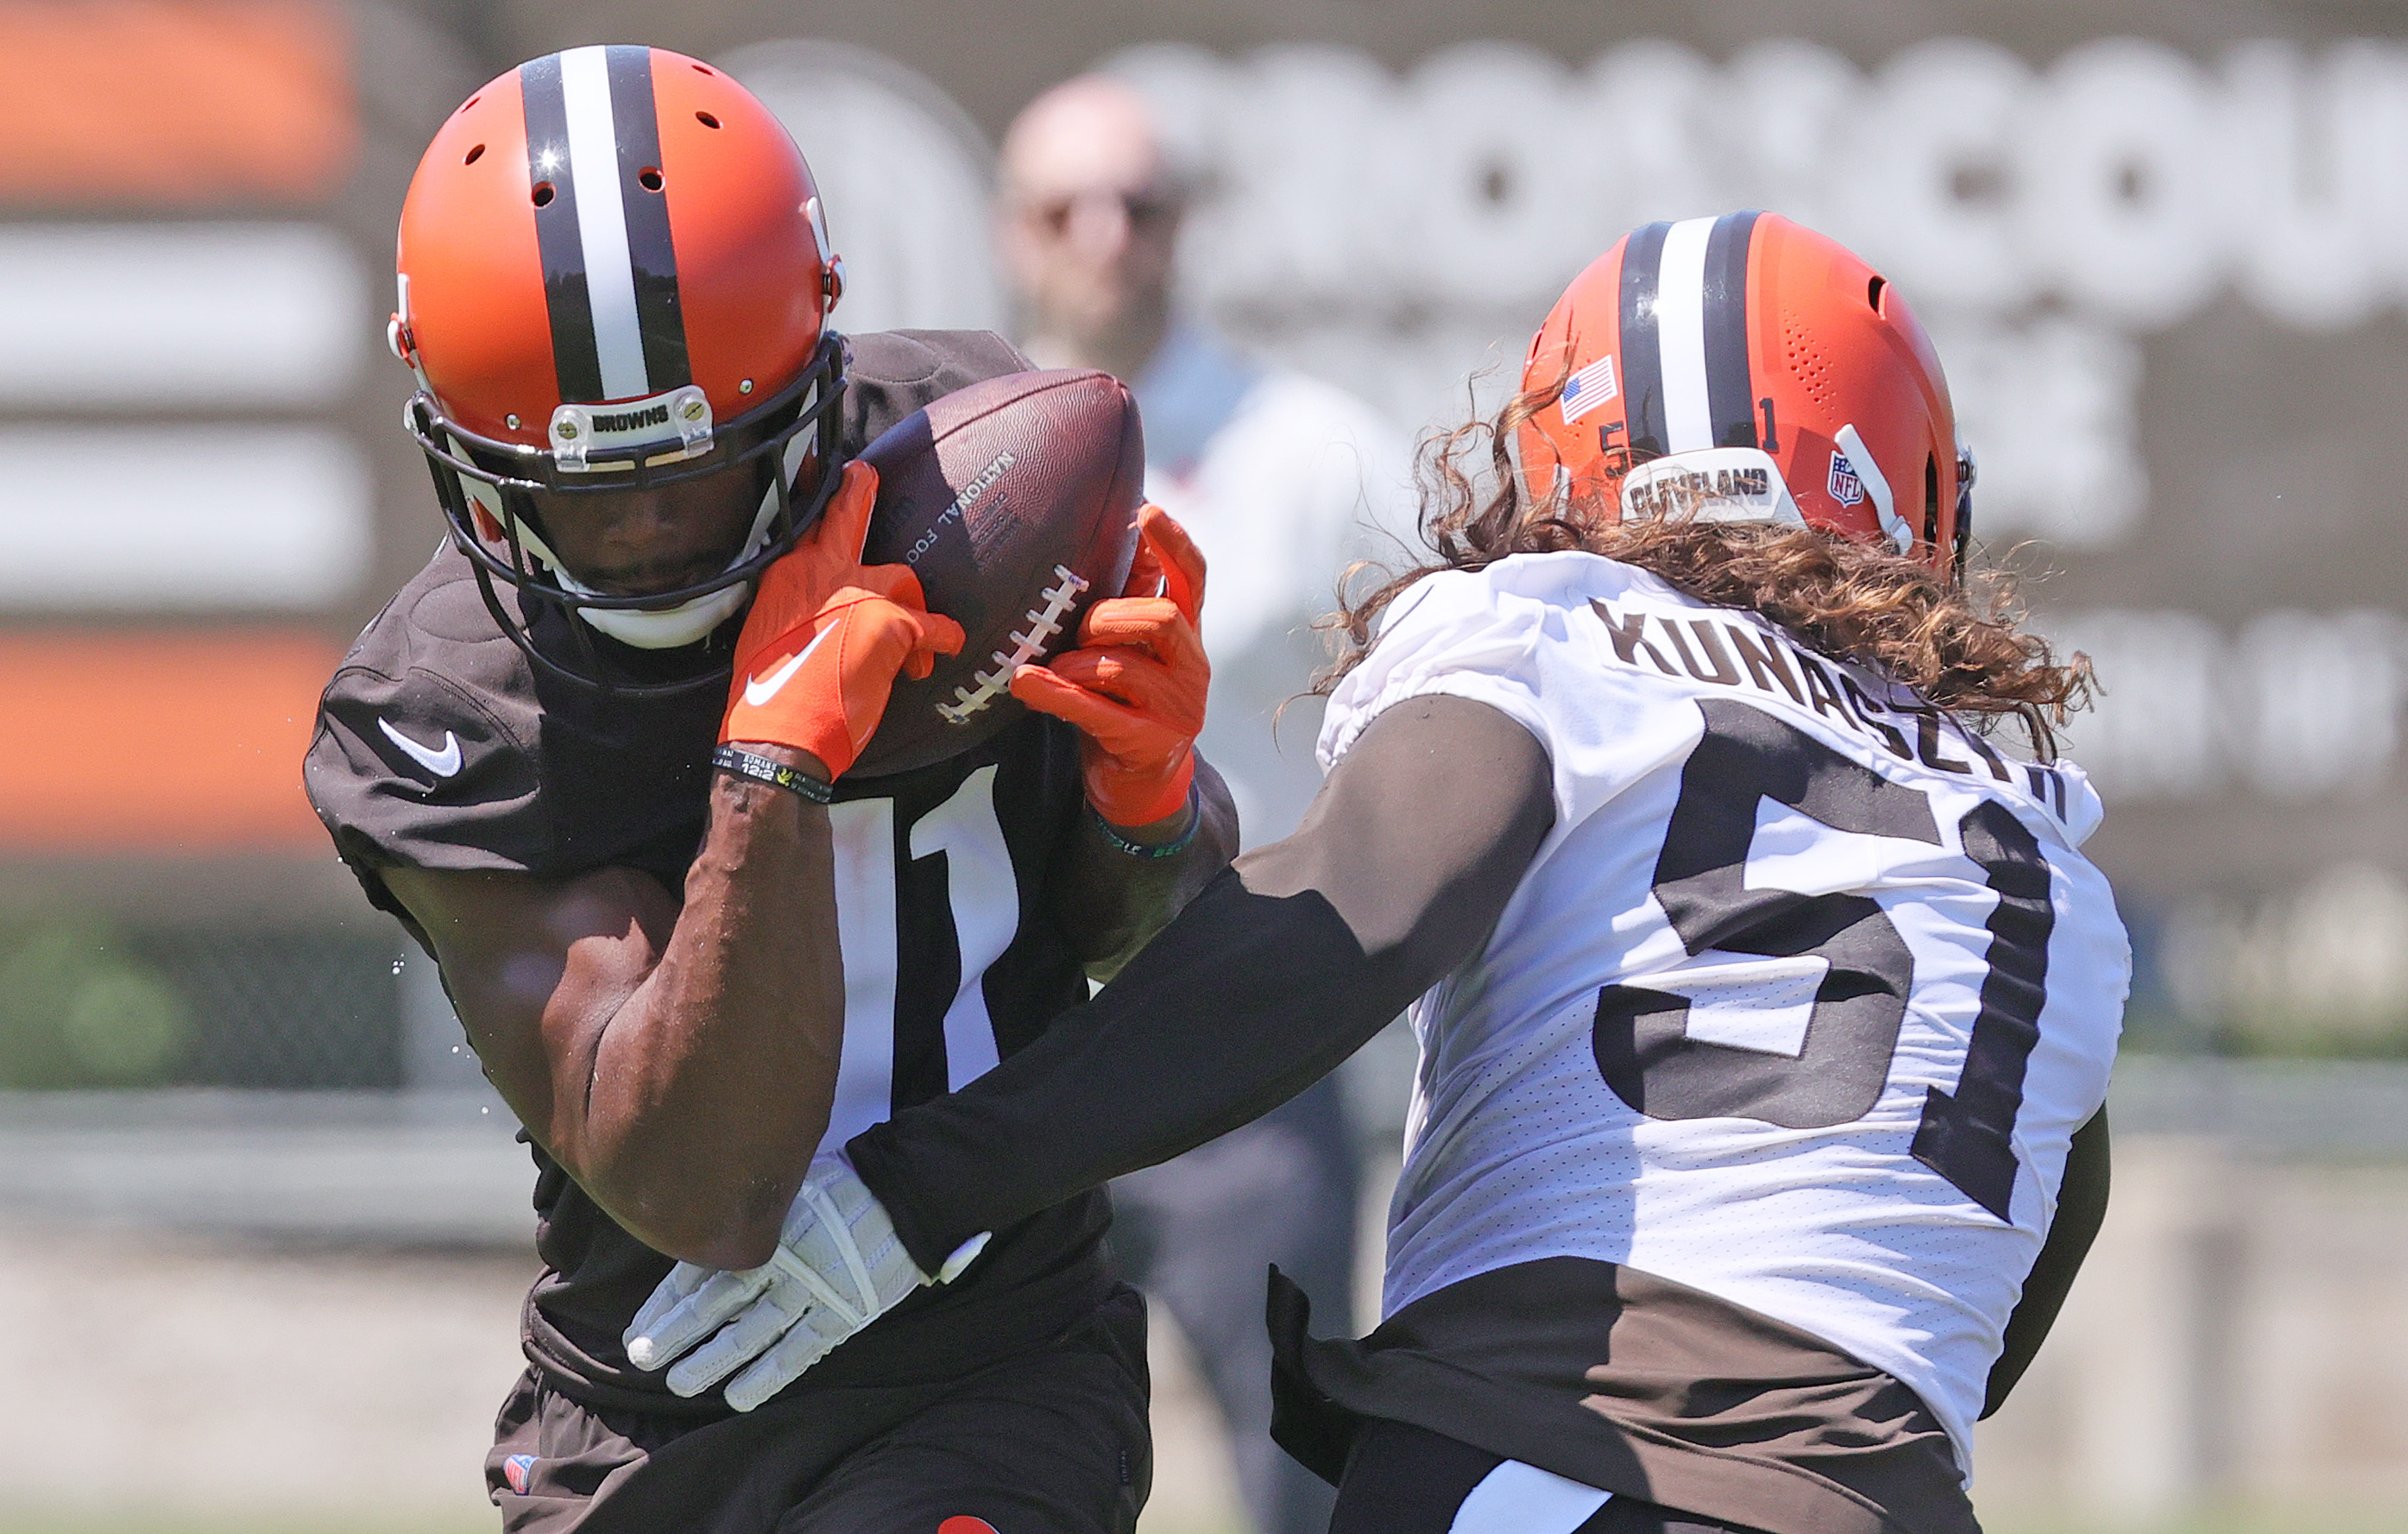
[{"xmin": 1318, "ymin": 551, "xmax": 2129, "ymax": 1472}]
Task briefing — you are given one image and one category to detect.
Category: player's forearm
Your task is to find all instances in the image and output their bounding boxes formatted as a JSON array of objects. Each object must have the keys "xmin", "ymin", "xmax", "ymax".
[
  {"xmin": 854, "ymin": 864, "xmax": 1409, "ymax": 1270},
  {"xmin": 853, "ymin": 696, "xmax": 1555, "ymax": 1272},
  {"xmin": 580, "ymin": 761, "xmax": 845, "ymax": 1267},
  {"xmin": 1061, "ymin": 754, "xmax": 1241, "ymax": 979}
]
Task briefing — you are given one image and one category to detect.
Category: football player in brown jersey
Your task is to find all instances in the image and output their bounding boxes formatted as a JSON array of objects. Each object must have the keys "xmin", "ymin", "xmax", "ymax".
[{"xmin": 306, "ymin": 47, "xmax": 1232, "ymax": 1534}]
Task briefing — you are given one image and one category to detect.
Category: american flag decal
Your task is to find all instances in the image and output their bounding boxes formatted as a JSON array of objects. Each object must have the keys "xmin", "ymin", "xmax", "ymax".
[{"xmin": 1560, "ymin": 356, "xmax": 1619, "ymax": 426}]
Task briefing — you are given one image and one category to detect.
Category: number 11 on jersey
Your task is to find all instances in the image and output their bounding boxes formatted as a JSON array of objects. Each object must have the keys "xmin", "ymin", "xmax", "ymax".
[{"xmin": 821, "ymin": 767, "xmax": 1022, "ymax": 1152}]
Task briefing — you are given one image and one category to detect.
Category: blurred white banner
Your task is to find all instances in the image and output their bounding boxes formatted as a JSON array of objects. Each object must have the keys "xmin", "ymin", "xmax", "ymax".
[
  {"xmin": 0, "ymin": 426, "xmax": 372, "ymax": 609},
  {"xmin": 2047, "ymin": 607, "xmax": 2407, "ymax": 799},
  {"xmin": 1114, "ymin": 38, "xmax": 2408, "ymax": 548},
  {"xmin": 0, "ymin": 224, "xmax": 363, "ymax": 408},
  {"xmin": 0, "ymin": 223, "xmax": 372, "ymax": 612},
  {"xmin": 2161, "ymin": 864, "xmax": 2408, "ymax": 1038}
]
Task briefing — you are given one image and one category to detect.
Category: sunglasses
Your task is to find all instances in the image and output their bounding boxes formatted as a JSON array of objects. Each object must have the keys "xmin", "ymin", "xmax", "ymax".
[{"xmin": 1025, "ymin": 188, "xmax": 1179, "ymax": 238}]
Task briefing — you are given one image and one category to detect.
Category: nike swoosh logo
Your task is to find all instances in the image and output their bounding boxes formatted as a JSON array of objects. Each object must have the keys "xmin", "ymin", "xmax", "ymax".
[
  {"xmin": 378, "ymin": 717, "xmax": 463, "ymax": 779},
  {"xmin": 742, "ymin": 623, "xmax": 837, "ymax": 709}
]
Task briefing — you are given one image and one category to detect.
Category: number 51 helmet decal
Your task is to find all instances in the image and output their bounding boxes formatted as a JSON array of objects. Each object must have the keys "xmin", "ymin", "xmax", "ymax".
[
  {"xmin": 391, "ymin": 46, "xmax": 848, "ymax": 692},
  {"xmin": 1518, "ymin": 211, "xmax": 1976, "ymax": 578}
]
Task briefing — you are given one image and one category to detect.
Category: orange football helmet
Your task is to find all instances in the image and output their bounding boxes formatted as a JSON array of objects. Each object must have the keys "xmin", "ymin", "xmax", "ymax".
[
  {"xmin": 391, "ymin": 45, "xmax": 848, "ymax": 691},
  {"xmin": 1518, "ymin": 211, "xmax": 1974, "ymax": 577}
]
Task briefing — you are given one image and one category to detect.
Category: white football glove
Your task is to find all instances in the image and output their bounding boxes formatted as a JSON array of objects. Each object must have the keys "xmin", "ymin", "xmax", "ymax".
[{"xmin": 622, "ymin": 1152, "xmax": 989, "ymax": 1411}]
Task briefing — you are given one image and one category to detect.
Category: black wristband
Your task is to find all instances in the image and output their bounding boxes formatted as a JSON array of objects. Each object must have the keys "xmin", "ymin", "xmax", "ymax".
[
  {"xmin": 711, "ymin": 744, "xmax": 835, "ymax": 804},
  {"xmin": 1087, "ymin": 785, "xmax": 1201, "ymax": 859}
]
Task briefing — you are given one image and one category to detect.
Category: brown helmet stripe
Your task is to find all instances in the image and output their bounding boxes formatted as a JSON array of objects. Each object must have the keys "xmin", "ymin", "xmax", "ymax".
[
  {"xmin": 1701, "ymin": 210, "xmax": 1762, "ymax": 449},
  {"xmin": 1617, "ymin": 219, "xmax": 1670, "ymax": 458},
  {"xmin": 517, "ymin": 51, "xmax": 604, "ymax": 404}
]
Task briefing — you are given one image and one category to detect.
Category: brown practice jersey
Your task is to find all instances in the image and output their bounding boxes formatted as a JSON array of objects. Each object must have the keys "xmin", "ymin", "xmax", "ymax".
[{"xmin": 305, "ymin": 330, "xmax": 1122, "ymax": 1413}]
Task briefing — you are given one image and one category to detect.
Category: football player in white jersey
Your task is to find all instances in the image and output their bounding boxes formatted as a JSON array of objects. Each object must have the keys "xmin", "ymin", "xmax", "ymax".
[{"xmin": 628, "ymin": 212, "xmax": 2126, "ymax": 1534}]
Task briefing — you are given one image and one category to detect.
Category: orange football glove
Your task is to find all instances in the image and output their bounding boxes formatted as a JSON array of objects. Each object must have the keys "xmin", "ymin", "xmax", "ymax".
[
  {"xmin": 1009, "ymin": 504, "xmax": 1208, "ymax": 828},
  {"xmin": 722, "ymin": 461, "xmax": 966, "ymax": 777}
]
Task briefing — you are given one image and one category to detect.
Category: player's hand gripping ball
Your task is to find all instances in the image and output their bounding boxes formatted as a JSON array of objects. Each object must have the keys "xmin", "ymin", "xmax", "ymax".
[
  {"xmin": 1008, "ymin": 504, "xmax": 1208, "ymax": 828},
  {"xmin": 843, "ymin": 368, "xmax": 1146, "ymax": 777},
  {"xmin": 720, "ymin": 460, "xmax": 967, "ymax": 777}
]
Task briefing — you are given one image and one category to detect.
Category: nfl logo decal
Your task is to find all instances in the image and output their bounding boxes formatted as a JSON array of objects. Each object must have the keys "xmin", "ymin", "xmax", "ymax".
[
  {"xmin": 1827, "ymin": 449, "xmax": 1865, "ymax": 507},
  {"xmin": 1558, "ymin": 356, "xmax": 1619, "ymax": 426},
  {"xmin": 502, "ymin": 1454, "xmax": 537, "ymax": 1495}
]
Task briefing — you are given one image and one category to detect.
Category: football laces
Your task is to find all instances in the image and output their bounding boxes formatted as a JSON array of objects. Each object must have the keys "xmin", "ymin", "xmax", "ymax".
[{"xmin": 936, "ymin": 565, "xmax": 1090, "ymax": 725}]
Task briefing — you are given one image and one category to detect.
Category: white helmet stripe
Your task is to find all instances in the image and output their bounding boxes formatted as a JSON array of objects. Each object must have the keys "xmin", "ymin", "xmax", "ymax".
[
  {"xmin": 558, "ymin": 45, "xmax": 650, "ymax": 401},
  {"xmin": 1654, "ymin": 216, "xmax": 1719, "ymax": 453}
]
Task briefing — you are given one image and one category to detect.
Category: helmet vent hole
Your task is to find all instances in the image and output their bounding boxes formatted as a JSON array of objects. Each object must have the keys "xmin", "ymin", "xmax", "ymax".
[
  {"xmin": 1784, "ymin": 312, "xmax": 1838, "ymax": 410},
  {"xmin": 696, "ymin": 110, "xmax": 722, "ymax": 129},
  {"xmin": 531, "ymin": 181, "xmax": 556, "ymax": 207},
  {"xmin": 693, "ymin": 63, "xmax": 715, "ymax": 75},
  {"xmin": 638, "ymin": 166, "xmax": 663, "ymax": 192},
  {"xmin": 1867, "ymin": 275, "xmax": 1886, "ymax": 313},
  {"xmin": 463, "ymin": 143, "xmax": 485, "ymax": 166}
]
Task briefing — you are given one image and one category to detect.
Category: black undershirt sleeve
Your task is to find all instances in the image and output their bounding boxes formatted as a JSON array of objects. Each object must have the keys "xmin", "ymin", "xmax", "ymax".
[
  {"xmin": 848, "ymin": 693, "xmax": 1556, "ymax": 1274},
  {"xmin": 1982, "ymin": 1107, "xmax": 2110, "ymax": 1417}
]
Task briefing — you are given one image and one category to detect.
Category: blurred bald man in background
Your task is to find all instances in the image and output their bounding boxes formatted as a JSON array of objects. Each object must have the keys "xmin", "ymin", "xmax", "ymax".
[{"xmin": 998, "ymin": 74, "xmax": 1414, "ymax": 1534}]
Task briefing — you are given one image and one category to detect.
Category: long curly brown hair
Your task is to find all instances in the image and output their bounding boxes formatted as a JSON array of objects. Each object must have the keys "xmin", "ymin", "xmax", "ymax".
[{"xmin": 1327, "ymin": 382, "xmax": 2093, "ymax": 758}]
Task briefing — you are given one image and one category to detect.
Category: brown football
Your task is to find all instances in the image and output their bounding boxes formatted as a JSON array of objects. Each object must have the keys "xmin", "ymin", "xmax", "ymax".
[{"xmin": 850, "ymin": 368, "xmax": 1145, "ymax": 778}]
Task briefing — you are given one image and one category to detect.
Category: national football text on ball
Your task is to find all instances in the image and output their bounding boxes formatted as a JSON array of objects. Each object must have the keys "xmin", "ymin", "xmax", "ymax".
[{"xmin": 905, "ymin": 450, "xmax": 1018, "ymax": 566}]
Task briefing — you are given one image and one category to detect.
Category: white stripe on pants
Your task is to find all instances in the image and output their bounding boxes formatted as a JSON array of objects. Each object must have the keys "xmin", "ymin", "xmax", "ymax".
[{"xmin": 1447, "ymin": 1457, "xmax": 1615, "ymax": 1534}]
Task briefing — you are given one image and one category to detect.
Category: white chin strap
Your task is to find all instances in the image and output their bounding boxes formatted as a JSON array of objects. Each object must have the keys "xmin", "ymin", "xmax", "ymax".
[
  {"xmin": 1619, "ymin": 447, "xmax": 1807, "ymax": 528},
  {"xmin": 573, "ymin": 581, "xmax": 752, "ymax": 650},
  {"xmin": 454, "ymin": 443, "xmax": 803, "ymax": 651},
  {"xmin": 1831, "ymin": 423, "xmax": 1917, "ymax": 556}
]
